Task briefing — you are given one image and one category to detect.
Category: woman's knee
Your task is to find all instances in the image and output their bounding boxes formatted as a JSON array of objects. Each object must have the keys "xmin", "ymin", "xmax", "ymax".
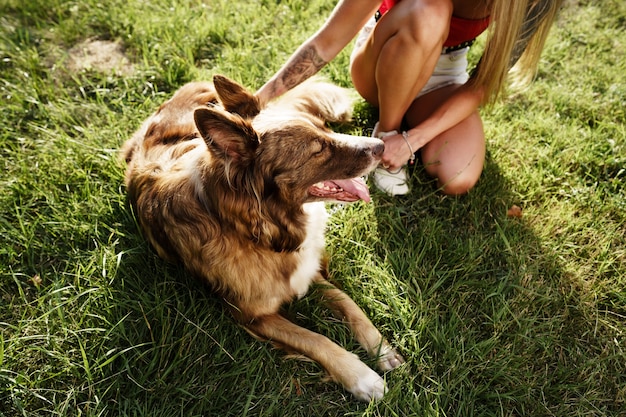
[
  {"xmin": 424, "ymin": 149, "xmax": 484, "ymax": 195},
  {"xmin": 392, "ymin": 0, "xmax": 452, "ymax": 47},
  {"xmin": 422, "ymin": 144, "xmax": 485, "ymax": 194},
  {"xmin": 438, "ymin": 171, "xmax": 481, "ymax": 195},
  {"xmin": 421, "ymin": 120, "xmax": 486, "ymax": 195},
  {"xmin": 350, "ymin": 0, "xmax": 451, "ymax": 103}
]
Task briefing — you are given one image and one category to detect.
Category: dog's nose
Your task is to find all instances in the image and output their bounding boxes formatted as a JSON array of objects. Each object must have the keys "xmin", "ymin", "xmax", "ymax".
[{"xmin": 372, "ymin": 142, "xmax": 384, "ymax": 158}]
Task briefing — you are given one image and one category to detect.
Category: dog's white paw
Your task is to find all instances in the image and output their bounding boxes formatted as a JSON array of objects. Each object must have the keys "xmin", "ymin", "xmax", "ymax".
[
  {"xmin": 377, "ymin": 344, "xmax": 405, "ymax": 372},
  {"xmin": 345, "ymin": 364, "xmax": 387, "ymax": 402}
]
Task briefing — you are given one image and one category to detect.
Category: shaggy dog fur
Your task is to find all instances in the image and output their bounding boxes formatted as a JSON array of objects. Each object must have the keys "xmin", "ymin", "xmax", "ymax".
[{"xmin": 121, "ymin": 75, "xmax": 404, "ymax": 401}]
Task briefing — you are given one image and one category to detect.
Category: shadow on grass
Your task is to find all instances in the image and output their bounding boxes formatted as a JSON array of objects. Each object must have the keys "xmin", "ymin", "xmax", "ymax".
[{"xmin": 366, "ymin": 150, "xmax": 624, "ymax": 415}]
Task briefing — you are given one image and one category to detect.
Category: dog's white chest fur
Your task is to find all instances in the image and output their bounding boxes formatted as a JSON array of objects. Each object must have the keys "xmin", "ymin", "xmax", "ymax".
[{"xmin": 289, "ymin": 202, "xmax": 329, "ymax": 298}]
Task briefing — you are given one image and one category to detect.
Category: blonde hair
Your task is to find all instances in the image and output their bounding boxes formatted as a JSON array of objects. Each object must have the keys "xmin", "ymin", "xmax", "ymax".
[{"xmin": 471, "ymin": 0, "xmax": 563, "ymax": 104}]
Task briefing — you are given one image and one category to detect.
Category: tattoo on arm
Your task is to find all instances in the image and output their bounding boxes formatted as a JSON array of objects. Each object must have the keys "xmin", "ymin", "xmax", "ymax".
[{"xmin": 279, "ymin": 45, "xmax": 328, "ymax": 91}]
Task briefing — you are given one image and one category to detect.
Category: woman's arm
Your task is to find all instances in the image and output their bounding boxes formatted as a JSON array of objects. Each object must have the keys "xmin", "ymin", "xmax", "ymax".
[
  {"xmin": 380, "ymin": 82, "xmax": 486, "ymax": 169},
  {"xmin": 255, "ymin": 0, "xmax": 380, "ymax": 106},
  {"xmin": 255, "ymin": 43, "xmax": 328, "ymax": 107}
]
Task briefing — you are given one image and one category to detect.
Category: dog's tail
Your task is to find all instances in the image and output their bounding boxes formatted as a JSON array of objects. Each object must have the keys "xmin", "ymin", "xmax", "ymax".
[{"xmin": 273, "ymin": 77, "xmax": 354, "ymax": 124}]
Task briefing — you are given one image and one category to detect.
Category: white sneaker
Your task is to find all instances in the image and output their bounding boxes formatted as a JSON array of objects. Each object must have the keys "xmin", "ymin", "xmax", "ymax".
[
  {"xmin": 372, "ymin": 122, "xmax": 396, "ymax": 140},
  {"xmin": 372, "ymin": 166, "xmax": 409, "ymax": 196}
]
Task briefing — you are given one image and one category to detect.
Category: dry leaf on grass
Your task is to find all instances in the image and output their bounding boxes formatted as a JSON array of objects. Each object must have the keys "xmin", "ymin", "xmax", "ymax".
[{"xmin": 507, "ymin": 205, "xmax": 523, "ymax": 219}]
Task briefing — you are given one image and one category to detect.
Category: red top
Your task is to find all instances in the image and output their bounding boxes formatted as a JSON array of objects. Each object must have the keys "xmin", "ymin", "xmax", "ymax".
[{"xmin": 378, "ymin": 0, "xmax": 490, "ymax": 47}]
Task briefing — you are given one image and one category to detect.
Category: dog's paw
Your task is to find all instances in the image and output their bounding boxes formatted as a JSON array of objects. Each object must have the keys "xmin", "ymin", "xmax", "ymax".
[
  {"xmin": 377, "ymin": 344, "xmax": 405, "ymax": 372},
  {"xmin": 346, "ymin": 365, "xmax": 387, "ymax": 402}
]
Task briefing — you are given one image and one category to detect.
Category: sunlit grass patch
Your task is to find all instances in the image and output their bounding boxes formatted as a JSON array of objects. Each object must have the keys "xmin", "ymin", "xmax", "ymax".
[{"xmin": 1, "ymin": 0, "xmax": 624, "ymax": 415}]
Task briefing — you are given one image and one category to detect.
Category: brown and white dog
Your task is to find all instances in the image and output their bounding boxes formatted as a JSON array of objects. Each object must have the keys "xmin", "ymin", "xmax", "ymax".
[{"xmin": 121, "ymin": 75, "xmax": 404, "ymax": 401}]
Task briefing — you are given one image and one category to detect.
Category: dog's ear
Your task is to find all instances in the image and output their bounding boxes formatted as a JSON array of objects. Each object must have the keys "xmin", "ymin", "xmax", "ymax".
[
  {"xmin": 213, "ymin": 75, "xmax": 261, "ymax": 119},
  {"xmin": 194, "ymin": 107, "xmax": 259, "ymax": 162}
]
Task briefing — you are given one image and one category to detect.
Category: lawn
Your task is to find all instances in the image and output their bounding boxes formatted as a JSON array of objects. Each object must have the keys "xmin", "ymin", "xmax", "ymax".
[{"xmin": 0, "ymin": 0, "xmax": 624, "ymax": 416}]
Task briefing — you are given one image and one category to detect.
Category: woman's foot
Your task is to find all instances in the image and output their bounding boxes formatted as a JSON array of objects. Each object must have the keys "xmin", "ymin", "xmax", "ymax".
[{"xmin": 372, "ymin": 166, "xmax": 409, "ymax": 195}]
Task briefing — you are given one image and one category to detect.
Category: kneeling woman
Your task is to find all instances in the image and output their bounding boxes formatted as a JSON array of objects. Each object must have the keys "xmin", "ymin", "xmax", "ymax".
[{"xmin": 256, "ymin": 0, "xmax": 563, "ymax": 195}]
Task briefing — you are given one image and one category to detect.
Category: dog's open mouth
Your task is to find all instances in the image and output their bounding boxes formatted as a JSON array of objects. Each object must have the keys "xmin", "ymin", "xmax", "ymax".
[{"xmin": 309, "ymin": 178, "xmax": 371, "ymax": 203}]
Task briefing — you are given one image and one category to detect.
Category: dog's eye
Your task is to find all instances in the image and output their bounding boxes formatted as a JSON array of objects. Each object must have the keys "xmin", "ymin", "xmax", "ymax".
[{"xmin": 312, "ymin": 139, "xmax": 326, "ymax": 156}]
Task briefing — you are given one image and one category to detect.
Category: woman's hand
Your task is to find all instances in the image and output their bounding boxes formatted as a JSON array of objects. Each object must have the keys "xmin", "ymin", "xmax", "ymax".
[{"xmin": 379, "ymin": 131, "xmax": 423, "ymax": 170}]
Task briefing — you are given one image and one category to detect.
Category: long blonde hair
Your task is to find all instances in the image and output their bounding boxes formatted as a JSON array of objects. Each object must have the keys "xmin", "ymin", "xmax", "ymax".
[{"xmin": 471, "ymin": 0, "xmax": 563, "ymax": 104}]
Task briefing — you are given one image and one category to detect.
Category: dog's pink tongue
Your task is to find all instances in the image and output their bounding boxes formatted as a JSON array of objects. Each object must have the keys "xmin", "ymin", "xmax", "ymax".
[{"xmin": 332, "ymin": 178, "xmax": 371, "ymax": 203}]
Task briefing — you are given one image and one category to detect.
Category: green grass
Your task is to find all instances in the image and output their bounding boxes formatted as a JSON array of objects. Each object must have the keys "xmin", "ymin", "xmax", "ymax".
[{"xmin": 1, "ymin": 0, "xmax": 624, "ymax": 415}]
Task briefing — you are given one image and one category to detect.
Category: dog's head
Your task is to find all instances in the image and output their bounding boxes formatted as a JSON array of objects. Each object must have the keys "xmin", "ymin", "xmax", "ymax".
[{"xmin": 194, "ymin": 75, "xmax": 384, "ymax": 205}]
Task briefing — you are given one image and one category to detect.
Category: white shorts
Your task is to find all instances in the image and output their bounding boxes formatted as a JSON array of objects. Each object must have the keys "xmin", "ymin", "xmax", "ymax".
[
  {"xmin": 351, "ymin": 16, "xmax": 470, "ymax": 98},
  {"xmin": 418, "ymin": 47, "xmax": 470, "ymax": 97}
]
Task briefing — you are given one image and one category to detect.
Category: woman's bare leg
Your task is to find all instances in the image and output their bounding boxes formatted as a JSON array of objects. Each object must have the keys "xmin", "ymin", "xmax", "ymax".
[{"xmin": 350, "ymin": 0, "xmax": 453, "ymax": 133}]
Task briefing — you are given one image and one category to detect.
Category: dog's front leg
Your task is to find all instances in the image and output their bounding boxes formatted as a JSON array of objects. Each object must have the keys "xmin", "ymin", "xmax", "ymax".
[
  {"xmin": 245, "ymin": 312, "xmax": 387, "ymax": 402},
  {"xmin": 312, "ymin": 276, "xmax": 405, "ymax": 372}
]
